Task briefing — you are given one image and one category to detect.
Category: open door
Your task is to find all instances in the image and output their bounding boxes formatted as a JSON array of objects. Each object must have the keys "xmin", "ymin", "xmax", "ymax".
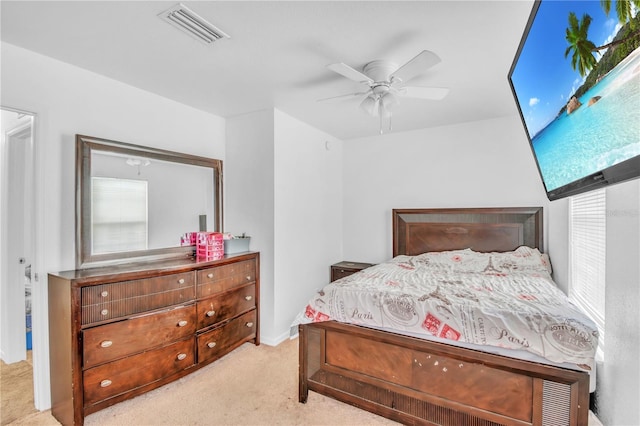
[{"xmin": 1, "ymin": 107, "xmax": 36, "ymax": 411}]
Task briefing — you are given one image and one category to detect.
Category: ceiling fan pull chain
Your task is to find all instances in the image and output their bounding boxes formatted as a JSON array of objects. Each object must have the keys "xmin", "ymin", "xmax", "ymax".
[{"xmin": 379, "ymin": 113, "xmax": 384, "ymax": 135}]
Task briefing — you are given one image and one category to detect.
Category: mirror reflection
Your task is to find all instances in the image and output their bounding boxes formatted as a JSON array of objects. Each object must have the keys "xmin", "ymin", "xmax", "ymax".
[{"xmin": 77, "ymin": 135, "xmax": 222, "ymax": 268}]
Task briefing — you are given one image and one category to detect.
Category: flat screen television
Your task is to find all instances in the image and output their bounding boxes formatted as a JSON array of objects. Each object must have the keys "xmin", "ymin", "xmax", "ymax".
[{"xmin": 509, "ymin": 0, "xmax": 640, "ymax": 200}]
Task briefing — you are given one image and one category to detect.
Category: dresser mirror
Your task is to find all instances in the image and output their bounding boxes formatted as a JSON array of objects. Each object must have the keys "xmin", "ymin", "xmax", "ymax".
[{"xmin": 76, "ymin": 134, "xmax": 222, "ymax": 268}]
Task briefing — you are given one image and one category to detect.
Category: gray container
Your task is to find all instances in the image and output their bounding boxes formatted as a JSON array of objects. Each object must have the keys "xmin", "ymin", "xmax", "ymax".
[{"xmin": 224, "ymin": 237, "xmax": 251, "ymax": 254}]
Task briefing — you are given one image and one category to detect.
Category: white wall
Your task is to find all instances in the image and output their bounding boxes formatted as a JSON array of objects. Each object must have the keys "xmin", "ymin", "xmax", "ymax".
[
  {"xmin": 599, "ymin": 180, "xmax": 640, "ymax": 426},
  {"xmin": 225, "ymin": 109, "xmax": 276, "ymax": 343},
  {"xmin": 548, "ymin": 180, "xmax": 640, "ymax": 426},
  {"xmin": 273, "ymin": 110, "xmax": 343, "ymax": 340},
  {"xmin": 1, "ymin": 41, "xmax": 225, "ymax": 409},
  {"xmin": 226, "ymin": 109, "xmax": 343, "ymax": 345},
  {"xmin": 342, "ymin": 115, "xmax": 550, "ymax": 263}
]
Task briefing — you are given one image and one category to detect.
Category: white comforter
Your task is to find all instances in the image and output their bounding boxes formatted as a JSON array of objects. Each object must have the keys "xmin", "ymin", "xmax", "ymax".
[{"xmin": 294, "ymin": 247, "xmax": 598, "ymax": 367}]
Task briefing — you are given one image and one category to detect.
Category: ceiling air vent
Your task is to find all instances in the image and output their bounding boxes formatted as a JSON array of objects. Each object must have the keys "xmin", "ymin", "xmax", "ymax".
[{"xmin": 159, "ymin": 3, "xmax": 230, "ymax": 45}]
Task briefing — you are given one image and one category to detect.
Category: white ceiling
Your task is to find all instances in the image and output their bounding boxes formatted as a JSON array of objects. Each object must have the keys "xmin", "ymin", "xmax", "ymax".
[{"xmin": 1, "ymin": 1, "xmax": 534, "ymax": 140}]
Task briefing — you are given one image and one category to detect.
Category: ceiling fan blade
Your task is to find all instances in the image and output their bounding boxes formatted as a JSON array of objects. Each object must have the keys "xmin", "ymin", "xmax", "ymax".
[
  {"xmin": 391, "ymin": 50, "xmax": 442, "ymax": 84},
  {"xmin": 317, "ymin": 91, "xmax": 370, "ymax": 102},
  {"xmin": 327, "ymin": 63, "xmax": 374, "ymax": 84},
  {"xmin": 400, "ymin": 86, "xmax": 449, "ymax": 100}
]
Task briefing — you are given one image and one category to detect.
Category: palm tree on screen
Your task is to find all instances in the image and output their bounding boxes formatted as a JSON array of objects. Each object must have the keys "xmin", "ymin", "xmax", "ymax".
[
  {"xmin": 564, "ymin": 12, "xmax": 597, "ymax": 77},
  {"xmin": 600, "ymin": 0, "xmax": 640, "ymax": 29},
  {"xmin": 565, "ymin": 3, "xmax": 640, "ymax": 77}
]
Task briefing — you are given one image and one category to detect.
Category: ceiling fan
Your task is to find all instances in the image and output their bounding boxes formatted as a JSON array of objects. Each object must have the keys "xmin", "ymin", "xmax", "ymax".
[{"xmin": 322, "ymin": 50, "xmax": 449, "ymax": 134}]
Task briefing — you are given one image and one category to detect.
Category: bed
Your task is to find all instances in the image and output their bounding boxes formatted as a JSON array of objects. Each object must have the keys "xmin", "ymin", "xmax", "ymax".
[{"xmin": 297, "ymin": 207, "xmax": 594, "ymax": 426}]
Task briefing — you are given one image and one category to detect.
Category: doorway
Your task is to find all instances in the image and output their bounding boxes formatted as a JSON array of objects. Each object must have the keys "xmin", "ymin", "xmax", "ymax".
[{"xmin": 1, "ymin": 107, "xmax": 37, "ymax": 419}]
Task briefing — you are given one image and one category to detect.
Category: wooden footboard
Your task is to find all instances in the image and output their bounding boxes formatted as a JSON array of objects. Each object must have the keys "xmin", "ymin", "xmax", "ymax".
[{"xmin": 299, "ymin": 321, "xmax": 590, "ymax": 426}]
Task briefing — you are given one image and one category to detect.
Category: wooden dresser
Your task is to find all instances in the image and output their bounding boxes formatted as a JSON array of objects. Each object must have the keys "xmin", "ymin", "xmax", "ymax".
[{"xmin": 48, "ymin": 252, "xmax": 259, "ymax": 426}]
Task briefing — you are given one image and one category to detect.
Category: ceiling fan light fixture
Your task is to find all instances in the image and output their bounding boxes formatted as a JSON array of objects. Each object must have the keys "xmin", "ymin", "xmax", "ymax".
[
  {"xmin": 360, "ymin": 95, "xmax": 379, "ymax": 117},
  {"xmin": 324, "ymin": 49, "xmax": 449, "ymax": 134},
  {"xmin": 126, "ymin": 158, "xmax": 151, "ymax": 167}
]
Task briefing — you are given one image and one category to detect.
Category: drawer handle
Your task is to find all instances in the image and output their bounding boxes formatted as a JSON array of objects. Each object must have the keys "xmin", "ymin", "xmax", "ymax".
[
  {"xmin": 246, "ymin": 322, "xmax": 254, "ymax": 328},
  {"xmin": 100, "ymin": 340, "xmax": 113, "ymax": 348},
  {"xmin": 177, "ymin": 320, "xmax": 188, "ymax": 327},
  {"xmin": 206, "ymin": 310, "xmax": 216, "ymax": 317},
  {"xmin": 101, "ymin": 309, "xmax": 109, "ymax": 316},
  {"xmin": 177, "ymin": 353, "xmax": 187, "ymax": 361},
  {"xmin": 244, "ymin": 295, "xmax": 253, "ymax": 301},
  {"xmin": 178, "ymin": 278, "xmax": 185, "ymax": 284},
  {"xmin": 100, "ymin": 291, "xmax": 108, "ymax": 297},
  {"xmin": 207, "ymin": 342, "xmax": 217, "ymax": 348},
  {"xmin": 246, "ymin": 275, "xmax": 251, "ymax": 281},
  {"xmin": 207, "ymin": 273, "xmax": 214, "ymax": 279},
  {"xmin": 100, "ymin": 379, "xmax": 112, "ymax": 388}
]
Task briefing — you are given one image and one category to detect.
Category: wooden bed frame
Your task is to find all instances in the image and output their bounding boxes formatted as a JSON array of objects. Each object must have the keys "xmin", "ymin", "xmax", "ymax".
[{"xmin": 299, "ymin": 207, "xmax": 590, "ymax": 426}]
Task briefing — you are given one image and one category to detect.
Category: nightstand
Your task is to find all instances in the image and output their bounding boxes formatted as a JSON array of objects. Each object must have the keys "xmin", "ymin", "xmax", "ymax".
[{"xmin": 330, "ymin": 261, "xmax": 375, "ymax": 282}]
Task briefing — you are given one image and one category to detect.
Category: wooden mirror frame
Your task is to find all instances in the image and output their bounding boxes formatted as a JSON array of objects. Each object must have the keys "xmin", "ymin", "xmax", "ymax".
[{"xmin": 76, "ymin": 134, "xmax": 223, "ymax": 269}]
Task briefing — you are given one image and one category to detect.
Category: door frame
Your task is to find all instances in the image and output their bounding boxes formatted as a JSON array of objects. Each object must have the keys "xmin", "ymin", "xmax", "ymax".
[{"xmin": 0, "ymin": 106, "xmax": 46, "ymax": 409}]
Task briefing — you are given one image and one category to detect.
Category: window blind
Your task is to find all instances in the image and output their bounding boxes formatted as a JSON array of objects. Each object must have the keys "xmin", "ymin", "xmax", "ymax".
[
  {"xmin": 91, "ymin": 177, "xmax": 148, "ymax": 254},
  {"xmin": 569, "ymin": 188, "xmax": 606, "ymax": 357}
]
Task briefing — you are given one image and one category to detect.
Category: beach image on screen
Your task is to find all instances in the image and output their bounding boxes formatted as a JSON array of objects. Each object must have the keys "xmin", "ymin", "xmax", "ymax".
[{"xmin": 510, "ymin": 1, "xmax": 640, "ymax": 191}]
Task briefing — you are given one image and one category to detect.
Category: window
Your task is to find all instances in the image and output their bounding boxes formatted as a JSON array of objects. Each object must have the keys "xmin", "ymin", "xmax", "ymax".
[
  {"xmin": 569, "ymin": 188, "xmax": 606, "ymax": 359},
  {"xmin": 91, "ymin": 177, "xmax": 148, "ymax": 254}
]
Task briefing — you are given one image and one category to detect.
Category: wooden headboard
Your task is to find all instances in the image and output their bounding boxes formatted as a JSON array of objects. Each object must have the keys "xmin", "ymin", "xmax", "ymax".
[{"xmin": 393, "ymin": 207, "xmax": 543, "ymax": 256}]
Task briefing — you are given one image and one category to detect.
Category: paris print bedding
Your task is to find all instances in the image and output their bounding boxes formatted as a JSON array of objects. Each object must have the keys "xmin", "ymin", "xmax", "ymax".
[{"xmin": 295, "ymin": 246, "xmax": 598, "ymax": 367}]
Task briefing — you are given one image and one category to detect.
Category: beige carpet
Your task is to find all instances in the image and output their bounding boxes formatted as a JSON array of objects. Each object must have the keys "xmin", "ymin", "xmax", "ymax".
[
  {"xmin": 7, "ymin": 338, "xmax": 397, "ymax": 426},
  {"xmin": 4, "ymin": 338, "xmax": 605, "ymax": 426},
  {"xmin": 1, "ymin": 357, "xmax": 37, "ymax": 425}
]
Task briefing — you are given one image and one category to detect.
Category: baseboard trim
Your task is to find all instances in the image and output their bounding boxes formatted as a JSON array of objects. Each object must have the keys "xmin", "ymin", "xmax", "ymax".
[{"xmin": 259, "ymin": 330, "xmax": 291, "ymax": 347}]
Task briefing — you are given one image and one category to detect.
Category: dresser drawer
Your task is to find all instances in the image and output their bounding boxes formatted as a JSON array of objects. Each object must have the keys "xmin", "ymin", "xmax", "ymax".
[
  {"xmin": 83, "ymin": 337, "xmax": 195, "ymax": 406},
  {"xmin": 81, "ymin": 272, "xmax": 195, "ymax": 325},
  {"xmin": 197, "ymin": 310, "xmax": 256, "ymax": 364},
  {"xmin": 83, "ymin": 304, "xmax": 197, "ymax": 368},
  {"xmin": 197, "ymin": 260, "xmax": 255, "ymax": 298},
  {"xmin": 196, "ymin": 284, "xmax": 255, "ymax": 330}
]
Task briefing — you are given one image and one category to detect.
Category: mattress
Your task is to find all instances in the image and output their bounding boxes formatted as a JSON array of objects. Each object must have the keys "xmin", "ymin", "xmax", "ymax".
[{"xmin": 294, "ymin": 247, "xmax": 598, "ymax": 373}]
